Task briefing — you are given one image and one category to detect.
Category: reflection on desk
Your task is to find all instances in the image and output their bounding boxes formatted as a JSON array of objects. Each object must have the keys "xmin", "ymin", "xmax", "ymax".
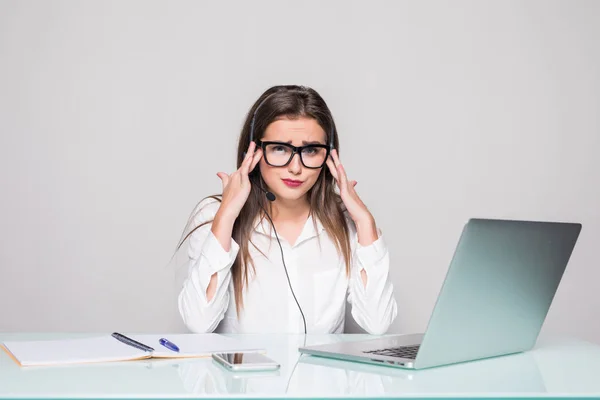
[{"xmin": 1, "ymin": 333, "xmax": 599, "ymax": 398}]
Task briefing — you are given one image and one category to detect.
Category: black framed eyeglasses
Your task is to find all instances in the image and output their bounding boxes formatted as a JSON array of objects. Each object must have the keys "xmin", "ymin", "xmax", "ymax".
[{"xmin": 258, "ymin": 140, "xmax": 330, "ymax": 169}]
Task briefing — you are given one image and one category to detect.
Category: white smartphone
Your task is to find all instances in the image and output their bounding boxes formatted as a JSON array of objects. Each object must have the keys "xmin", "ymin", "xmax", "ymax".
[{"xmin": 212, "ymin": 352, "xmax": 280, "ymax": 371}]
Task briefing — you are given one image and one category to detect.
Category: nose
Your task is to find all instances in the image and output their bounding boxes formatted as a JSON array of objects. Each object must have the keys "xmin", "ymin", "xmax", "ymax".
[{"xmin": 287, "ymin": 152, "xmax": 302, "ymax": 175}]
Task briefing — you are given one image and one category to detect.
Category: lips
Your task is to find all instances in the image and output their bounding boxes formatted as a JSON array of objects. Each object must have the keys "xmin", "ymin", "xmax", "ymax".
[{"xmin": 282, "ymin": 179, "xmax": 303, "ymax": 188}]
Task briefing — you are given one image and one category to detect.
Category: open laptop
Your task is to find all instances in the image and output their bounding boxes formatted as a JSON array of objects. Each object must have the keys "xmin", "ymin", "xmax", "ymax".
[{"xmin": 299, "ymin": 218, "xmax": 582, "ymax": 370}]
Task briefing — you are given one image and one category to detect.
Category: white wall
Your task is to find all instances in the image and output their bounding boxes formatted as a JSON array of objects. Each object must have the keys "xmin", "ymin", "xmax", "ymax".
[{"xmin": 0, "ymin": 0, "xmax": 598, "ymax": 343}]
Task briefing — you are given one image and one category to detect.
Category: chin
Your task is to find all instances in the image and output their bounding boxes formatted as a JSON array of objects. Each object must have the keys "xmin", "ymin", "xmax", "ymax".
[
  {"xmin": 275, "ymin": 191, "xmax": 307, "ymax": 202},
  {"xmin": 270, "ymin": 184, "xmax": 311, "ymax": 202},
  {"xmin": 263, "ymin": 176, "xmax": 317, "ymax": 202}
]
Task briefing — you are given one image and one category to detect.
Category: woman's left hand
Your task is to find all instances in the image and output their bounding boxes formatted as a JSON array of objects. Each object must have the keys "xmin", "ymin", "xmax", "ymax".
[{"xmin": 326, "ymin": 149, "xmax": 375, "ymax": 228}]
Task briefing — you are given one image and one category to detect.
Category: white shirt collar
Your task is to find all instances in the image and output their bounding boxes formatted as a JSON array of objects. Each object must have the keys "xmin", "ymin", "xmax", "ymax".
[{"xmin": 253, "ymin": 212, "xmax": 325, "ymax": 247}]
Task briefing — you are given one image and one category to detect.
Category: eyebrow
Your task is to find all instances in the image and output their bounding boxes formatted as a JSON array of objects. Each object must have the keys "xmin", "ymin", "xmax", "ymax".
[
  {"xmin": 302, "ymin": 140, "xmax": 325, "ymax": 145},
  {"xmin": 267, "ymin": 140, "xmax": 325, "ymax": 145}
]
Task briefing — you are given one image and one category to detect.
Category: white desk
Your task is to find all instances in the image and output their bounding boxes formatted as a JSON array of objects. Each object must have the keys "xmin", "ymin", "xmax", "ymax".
[{"xmin": 1, "ymin": 333, "xmax": 599, "ymax": 398}]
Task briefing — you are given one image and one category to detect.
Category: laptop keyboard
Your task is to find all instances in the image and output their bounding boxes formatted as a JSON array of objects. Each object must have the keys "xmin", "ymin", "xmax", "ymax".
[{"xmin": 363, "ymin": 345, "xmax": 420, "ymax": 359}]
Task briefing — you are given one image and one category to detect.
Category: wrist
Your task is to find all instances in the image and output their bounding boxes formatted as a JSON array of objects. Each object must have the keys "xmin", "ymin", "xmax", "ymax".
[
  {"xmin": 216, "ymin": 202, "xmax": 239, "ymax": 221},
  {"xmin": 355, "ymin": 214, "xmax": 378, "ymax": 245},
  {"xmin": 212, "ymin": 208, "xmax": 237, "ymax": 252},
  {"xmin": 214, "ymin": 207, "xmax": 238, "ymax": 227},
  {"xmin": 355, "ymin": 213, "xmax": 375, "ymax": 231}
]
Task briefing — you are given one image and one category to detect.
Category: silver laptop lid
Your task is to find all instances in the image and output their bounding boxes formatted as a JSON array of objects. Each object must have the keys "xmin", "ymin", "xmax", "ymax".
[{"xmin": 414, "ymin": 218, "xmax": 581, "ymax": 369}]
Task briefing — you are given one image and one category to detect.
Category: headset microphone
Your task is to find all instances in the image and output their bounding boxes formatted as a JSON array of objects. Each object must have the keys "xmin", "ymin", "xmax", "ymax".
[
  {"xmin": 251, "ymin": 167, "xmax": 277, "ymax": 202},
  {"xmin": 258, "ymin": 178, "xmax": 276, "ymax": 201},
  {"xmin": 264, "ymin": 190, "xmax": 276, "ymax": 202},
  {"xmin": 260, "ymin": 186, "xmax": 276, "ymax": 202}
]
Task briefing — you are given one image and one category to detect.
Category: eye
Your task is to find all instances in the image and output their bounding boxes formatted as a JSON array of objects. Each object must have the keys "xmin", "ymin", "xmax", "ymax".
[{"xmin": 302, "ymin": 146, "xmax": 319, "ymax": 156}]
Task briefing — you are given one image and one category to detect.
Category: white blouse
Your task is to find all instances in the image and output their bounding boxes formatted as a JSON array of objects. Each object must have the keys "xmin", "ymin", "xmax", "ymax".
[{"xmin": 178, "ymin": 198, "xmax": 398, "ymax": 334}]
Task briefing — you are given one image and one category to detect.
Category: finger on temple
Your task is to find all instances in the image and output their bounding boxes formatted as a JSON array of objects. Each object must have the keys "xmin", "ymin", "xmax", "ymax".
[
  {"xmin": 338, "ymin": 164, "xmax": 349, "ymax": 188},
  {"xmin": 242, "ymin": 155, "xmax": 253, "ymax": 174},
  {"xmin": 326, "ymin": 158, "xmax": 338, "ymax": 179},
  {"xmin": 245, "ymin": 141, "xmax": 255, "ymax": 159},
  {"xmin": 250, "ymin": 152, "xmax": 262, "ymax": 171},
  {"xmin": 332, "ymin": 149, "xmax": 341, "ymax": 165}
]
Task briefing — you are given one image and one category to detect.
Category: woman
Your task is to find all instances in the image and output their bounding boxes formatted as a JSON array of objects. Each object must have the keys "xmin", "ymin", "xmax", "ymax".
[{"xmin": 177, "ymin": 85, "xmax": 397, "ymax": 334}]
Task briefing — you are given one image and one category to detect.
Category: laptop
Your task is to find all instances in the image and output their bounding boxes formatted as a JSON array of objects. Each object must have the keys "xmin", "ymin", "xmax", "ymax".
[
  {"xmin": 299, "ymin": 218, "xmax": 582, "ymax": 370},
  {"xmin": 298, "ymin": 346, "xmax": 546, "ymax": 393}
]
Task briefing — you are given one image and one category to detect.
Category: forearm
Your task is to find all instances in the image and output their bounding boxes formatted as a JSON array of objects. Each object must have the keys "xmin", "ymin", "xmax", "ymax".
[
  {"xmin": 177, "ymin": 198, "xmax": 239, "ymax": 331},
  {"xmin": 355, "ymin": 216, "xmax": 378, "ymax": 286},
  {"xmin": 178, "ymin": 266, "xmax": 232, "ymax": 333},
  {"xmin": 349, "ymin": 235, "xmax": 398, "ymax": 334},
  {"xmin": 355, "ymin": 215, "xmax": 378, "ymax": 247},
  {"xmin": 206, "ymin": 206, "xmax": 237, "ymax": 301},
  {"xmin": 211, "ymin": 207, "xmax": 237, "ymax": 251}
]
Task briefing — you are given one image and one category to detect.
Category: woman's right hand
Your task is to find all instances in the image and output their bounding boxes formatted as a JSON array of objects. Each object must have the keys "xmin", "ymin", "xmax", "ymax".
[{"xmin": 216, "ymin": 141, "xmax": 263, "ymax": 220}]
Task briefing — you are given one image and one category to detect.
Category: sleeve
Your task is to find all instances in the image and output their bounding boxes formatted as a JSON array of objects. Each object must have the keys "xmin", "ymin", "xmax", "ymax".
[
  {"xmin": 177, "ymin": 198, "xmax": 240, "ymax": 333},
  {"xmin": 346, "ymin": 218, "xmax": 398, "ymax": 335}
]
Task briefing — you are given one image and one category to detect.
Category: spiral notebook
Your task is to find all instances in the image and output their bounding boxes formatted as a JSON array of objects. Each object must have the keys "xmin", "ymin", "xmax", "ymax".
[{"xmin": 1, "ymin": 333, "xmax": 263, "ymax": 367}]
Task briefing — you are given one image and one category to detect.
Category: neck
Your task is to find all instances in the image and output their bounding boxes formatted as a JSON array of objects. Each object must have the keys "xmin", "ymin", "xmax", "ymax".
[{"xmin": 269, "ymin": 196, "xmax": 311, "ymax": 222}]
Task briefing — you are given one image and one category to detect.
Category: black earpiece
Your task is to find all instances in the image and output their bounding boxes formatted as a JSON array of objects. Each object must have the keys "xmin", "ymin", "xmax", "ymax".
[
  {"xmin": 259, "ymin": 184, "xmax": 276, "ymax": 202},
  {"xmin": 264, "ymin": 190, "xmax": 276, "ymax": 202}
]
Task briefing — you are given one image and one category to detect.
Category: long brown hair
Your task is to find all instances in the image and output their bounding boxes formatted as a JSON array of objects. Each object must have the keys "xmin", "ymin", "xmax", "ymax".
[{"xmin": 177, "ymin": 85, "xmax": 351, "ymax": 316}]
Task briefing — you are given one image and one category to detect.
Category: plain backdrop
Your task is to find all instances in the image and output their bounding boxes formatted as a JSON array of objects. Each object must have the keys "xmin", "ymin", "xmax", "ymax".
[{"xmin": 0, "ymin": 0, "xmax": 598, "ymax": 343}]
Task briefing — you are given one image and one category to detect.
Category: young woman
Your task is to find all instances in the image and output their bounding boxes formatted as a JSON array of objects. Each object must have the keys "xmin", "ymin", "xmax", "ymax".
[{"xmin": 177, "ymin": 85, "xmax": 397, "ymax": 334}]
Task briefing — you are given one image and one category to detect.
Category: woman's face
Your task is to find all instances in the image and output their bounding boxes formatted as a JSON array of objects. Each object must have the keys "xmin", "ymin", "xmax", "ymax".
[{"xmin": 259, "ymin": 116, "xmax": 327, "ymax": 203}]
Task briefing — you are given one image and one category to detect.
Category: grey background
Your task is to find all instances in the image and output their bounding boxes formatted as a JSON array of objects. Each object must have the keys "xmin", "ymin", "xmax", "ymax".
[{"xmin": 0, "ymin": 0, "xmax": 598, "ymax": 343}]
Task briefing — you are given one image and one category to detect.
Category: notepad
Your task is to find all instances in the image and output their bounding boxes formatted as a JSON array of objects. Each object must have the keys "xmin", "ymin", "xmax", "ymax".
[{"xmin": 1, "ymin": 334, "xmax": 263, "ymax": 367}]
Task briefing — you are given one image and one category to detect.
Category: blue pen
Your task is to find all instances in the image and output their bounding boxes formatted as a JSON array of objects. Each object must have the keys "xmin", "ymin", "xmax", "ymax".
[{"xmin": 159, "ymin": 337, "xmax": 180, "ymax": 352}]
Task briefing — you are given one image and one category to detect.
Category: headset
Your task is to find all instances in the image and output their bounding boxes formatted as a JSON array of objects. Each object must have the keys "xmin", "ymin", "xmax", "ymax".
[{"xmin": 247, "ymin": 94, "xmax": 335, "ymax": 334}]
